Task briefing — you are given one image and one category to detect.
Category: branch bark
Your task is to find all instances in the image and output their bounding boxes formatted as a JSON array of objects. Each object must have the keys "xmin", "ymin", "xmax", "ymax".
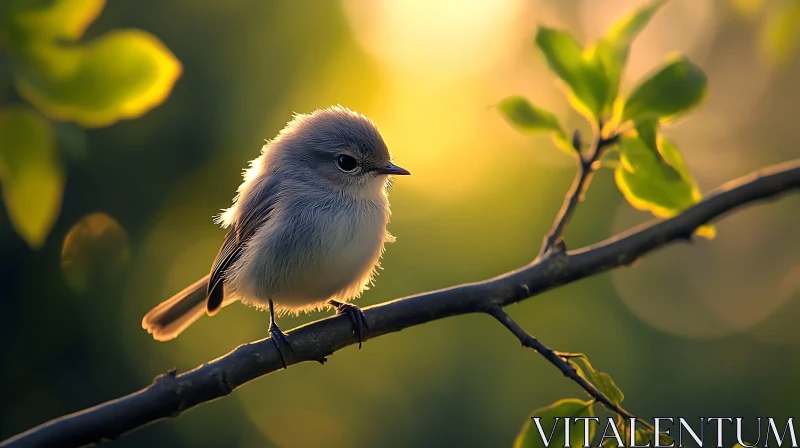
[
  {"xmin": 539, "ymin": 131, "xmax": 614, "ymax": 255},
  {"xmin": 3, "ymin": 159, "xmax": 800, "ymax": 448}
]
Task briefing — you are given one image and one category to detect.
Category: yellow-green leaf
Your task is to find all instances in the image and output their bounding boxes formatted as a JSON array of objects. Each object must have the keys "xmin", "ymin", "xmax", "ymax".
[
  {"xmin": 614, "ymin": 135, "xmax": 716, "ymax": 238},
  {"xmin": 552, "ymin": 133, "xmax": 576, "ymax": 154},
  {"xmin": 605, "ymin": 0, "xmax": 669, "ymax": 48},
  {"xmin": 634, "ymin": 117, "xmax": 659, "ymax": 154},
  {"xmin": 0, "ymin": 107, "xmax": 64, "ymax": 248},
  {"xmin": 14, "ymin": 29, "xmax": 182, "ymax": 127},
  {"xmin": 1, "ymin": 0, "xmax": 105, "ymax": 49},
  {"xmin": 514, "ymin": 399, "xmax": 595, "ymax": 448},
  {"xmin": 634, "ymin": 118, "xmax": 680, "ymax": 180},
  {"xmin": 621, "ymin": 55, "xmax": 707, "ymax": 123},
  {"xmin": 587, "ymin": 0, "xmax": 668, "ymax": 112},
  {"xmin": 616, "ymin": 135, "xmax": 698, "ymax": 212},
  {"xmin": 498, "ymin": 96, "xmax": 564, "ymax": 135},
  {"xmin": 570, "ymin": 356, "xmax": 625, "ymax": 405},
  {"xmin": 535, "ymin": 27, "xmax": 608, "ymax": 122},
  {"xmin": 590, "ymin": 371, "xmax": 624, "ymax": 405}
]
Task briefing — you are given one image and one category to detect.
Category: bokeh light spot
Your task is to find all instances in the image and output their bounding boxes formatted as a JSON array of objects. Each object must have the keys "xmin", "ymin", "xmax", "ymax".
[
  {"xmin": 610, "ymin": 199, "xmax": 800, "ymax": 339},
  {"xmin": 61, "ymin": 212, "xmax": 132, "ymax": 293}
]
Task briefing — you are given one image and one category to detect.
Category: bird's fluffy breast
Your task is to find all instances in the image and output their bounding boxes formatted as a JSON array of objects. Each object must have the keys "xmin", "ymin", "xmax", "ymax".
[{"xmin": 224, "ymin": 184, "xmax": 392, "ymax": 314}]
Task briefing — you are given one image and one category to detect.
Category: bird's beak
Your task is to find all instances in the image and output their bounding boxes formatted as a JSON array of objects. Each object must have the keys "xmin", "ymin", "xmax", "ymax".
[{"xmin": 375, "ymin": 162, "xmax": 410, "ymax": 176}]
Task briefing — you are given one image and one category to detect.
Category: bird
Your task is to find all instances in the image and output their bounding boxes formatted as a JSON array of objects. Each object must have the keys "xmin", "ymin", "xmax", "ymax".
[{"xmin": 141, "ymin": 105, "xmax": 409, "ymax": 366}]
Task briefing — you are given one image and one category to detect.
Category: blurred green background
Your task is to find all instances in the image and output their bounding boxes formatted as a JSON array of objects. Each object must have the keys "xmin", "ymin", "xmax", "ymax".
[{"xmin": 2, "ymin": 0, "xmax": 800, "ymax": 446}]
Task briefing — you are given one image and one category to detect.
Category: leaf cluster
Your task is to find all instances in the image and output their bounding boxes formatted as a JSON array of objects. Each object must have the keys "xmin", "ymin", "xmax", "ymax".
[
  {"xmin": 499, "ymin": 0, "xmax": 716, "ymax": 239},
  {"xmin": 503, "ymin": 3, "xmax": 722, "ymax": 445}
]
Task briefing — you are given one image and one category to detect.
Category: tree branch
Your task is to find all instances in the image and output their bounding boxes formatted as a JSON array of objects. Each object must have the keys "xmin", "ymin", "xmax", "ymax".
[
  {"xmin": 539, "ymin": 130, "xmax": 617, "ymax": 256},
  {"xmin": 486, "ymin": 306, "xmax": 653, "ymax": 432},
  {"xmin": 3, "ymin": 159, "xmax": 799, "ymax": 448}
]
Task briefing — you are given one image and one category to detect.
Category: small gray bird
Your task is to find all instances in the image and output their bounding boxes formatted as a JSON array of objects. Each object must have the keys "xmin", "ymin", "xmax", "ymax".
[{"xmin": 142, "ymin": 106, "xmax": 409, "ymax": 364}]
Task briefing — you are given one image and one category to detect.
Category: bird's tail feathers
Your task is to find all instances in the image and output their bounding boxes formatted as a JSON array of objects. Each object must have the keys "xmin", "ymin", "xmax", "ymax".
[{"xmin": 142, "ymin": 275, "xmax": 210, "ymax": 341}]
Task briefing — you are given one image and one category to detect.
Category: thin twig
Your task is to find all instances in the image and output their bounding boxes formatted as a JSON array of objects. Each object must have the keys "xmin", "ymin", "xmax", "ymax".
[
  {"xmin": 487, "ymin": 306, "xmax": 654, "ymax": 432},
  {"xmin": 2, "ymin": 159, "xmax": 799, "ymax": 448},
  {"xmin": 539, "ymin": 131, "xmax": 618, "ymax": 256}
]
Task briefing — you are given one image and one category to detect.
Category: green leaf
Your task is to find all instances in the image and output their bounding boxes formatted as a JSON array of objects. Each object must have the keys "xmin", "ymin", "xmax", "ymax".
[
  {"xmin": 514, "ymin": 399, "xmax": 595, "ymax": 448},
  {"xmin": 535, "ymin": 27, "xmax": 608, "ymax": 122},
  {"xmin": 570, "ymin": 356, "xmax": 625, "ymax": 405},
  {"xmin": 634, "ymin": 117, "xmax": 658, "ymax": 154},
  {"xmin": 498, "ymin": 96, "xmax": 564, "ymax": 135},
  {"xmin": 634, "ymin": 118, "xmax": 680, "ymax": 180},
  {"xmin": 587, "ymin": 0, "xmax": 668, "ymax": 112},
  {"xmin": 621, "ymin": 55, "xmax": 707, "ymax": 123},
  {"xmin": 0, "ymin": 107, "xmax": 64, "ymax": 248},
  {"xmin": 552, "ymin": 133, "xmax": 576, "ymax": 154},
  {"xmin": 0, "ymin": 0, "xmax": 105, "ymax": 49},
  {"xmin": 535, "ymin": 27, "xmax": 583, "ymax": 89},
  {"xmin": 614, "ymin": 135, "xmax": 716, "ymax": 238},
  {"xmin": 615, "ymin": 135, "xmax": 697, "ymax": 212},
  {"xmin": 15, "ymin": 30, "xmax": 182, "ymax": 127},
  {"xmin": 590, "ymin": 371, "xmax": 624, "ymax": 405},
  {"xmin": 605, "ymin": 0, "xmax": 669, "ymax": 48}
]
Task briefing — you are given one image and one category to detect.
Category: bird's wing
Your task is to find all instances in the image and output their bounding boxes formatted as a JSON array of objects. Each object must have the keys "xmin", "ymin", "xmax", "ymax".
[
  {"xmin": 206, "ymin": 178, "xmax": 282, "ymax": 313},
  {"xmin": 206, "ymin": 228, "xmax": 241, "ymax": 313}
]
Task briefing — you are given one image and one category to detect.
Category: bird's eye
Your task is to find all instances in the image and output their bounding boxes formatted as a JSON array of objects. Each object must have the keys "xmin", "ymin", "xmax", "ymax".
[{"xmin": 336, "ymin": 154, "xmax": 359, "ymax": 172}]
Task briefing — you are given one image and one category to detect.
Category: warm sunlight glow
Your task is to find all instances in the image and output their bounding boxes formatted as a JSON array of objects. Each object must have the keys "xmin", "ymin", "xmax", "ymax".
[
  {"xmin": 340, "ymin": 0, "xmax": 555, "ymax": 196},
  {"xmin": 342, "ymin": 0, "xmax": 525, "ymax": 79}
]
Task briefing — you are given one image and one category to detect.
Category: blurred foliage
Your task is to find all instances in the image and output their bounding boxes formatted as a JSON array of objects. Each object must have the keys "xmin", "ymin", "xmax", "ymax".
[
  {"xmin": 0, "ymin": 0, "xmax": 180, "ymax": 248},
  {"xmin": 0, "ymin": 107, "xmax": 62, "ymax": 247},
  {"xmin": 0, "ymin": 0, "xmax": 799, "ymax": 447},
  {"xmin": 761, "ymin": 0, "xmax": 800, "ymax": 62},
  {"xmin": 730, "ymin": 0, "xmax": 800, "ymax": 63},
  {"xmin": 730, "ymin": 0, "xmax": 767, "ymax": 16}
]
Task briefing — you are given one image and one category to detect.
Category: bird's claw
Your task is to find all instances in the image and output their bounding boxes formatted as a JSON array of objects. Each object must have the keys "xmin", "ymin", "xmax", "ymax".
[
  {"xmin": 269, "ymin": 323, "xmax": 294, "ymax": 369},
  {"xmin": 329, "ymin": 300, "xmax": 369, "ymax": 349}
]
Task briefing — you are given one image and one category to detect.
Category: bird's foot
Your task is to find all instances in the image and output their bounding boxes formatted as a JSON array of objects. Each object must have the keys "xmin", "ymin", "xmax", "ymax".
[
  {"xmin": 269, "ymin": 322, "xmax": 294, "ymax": 369},
  {"xmin": 329, "ymin": 300, "xmax": 369, "ymax": 349}
]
